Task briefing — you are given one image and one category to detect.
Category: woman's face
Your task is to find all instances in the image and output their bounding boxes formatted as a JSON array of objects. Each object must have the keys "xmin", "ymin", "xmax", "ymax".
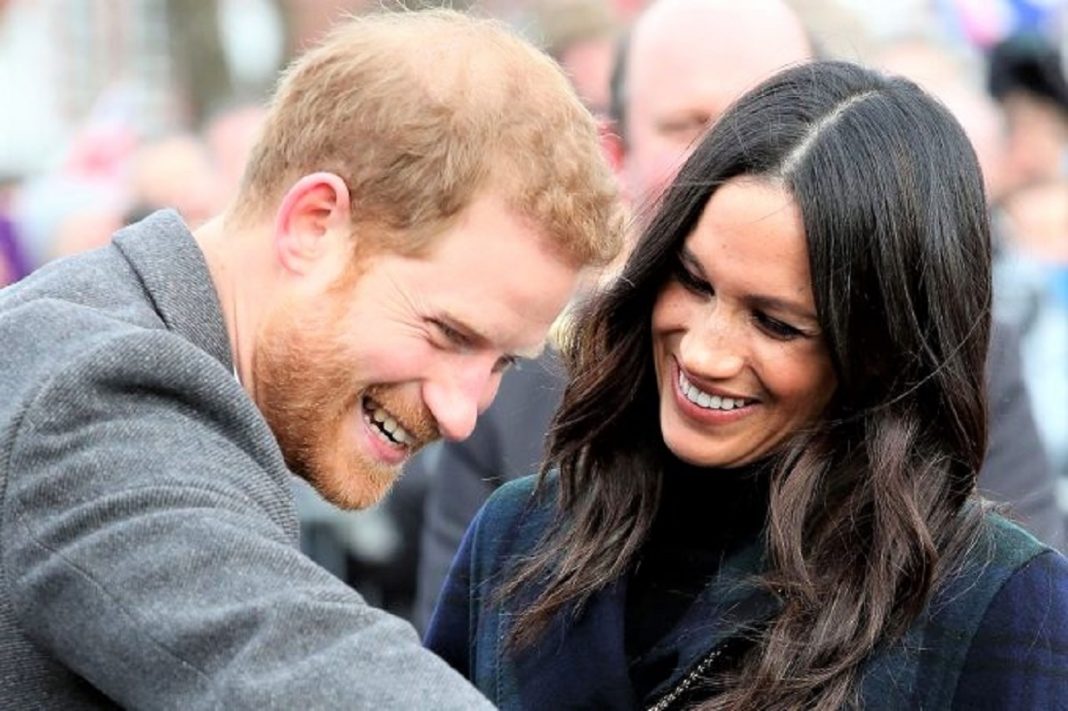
[{"xmin": 651, "ymin": 177, "xmax": 837, "ymax": 468}]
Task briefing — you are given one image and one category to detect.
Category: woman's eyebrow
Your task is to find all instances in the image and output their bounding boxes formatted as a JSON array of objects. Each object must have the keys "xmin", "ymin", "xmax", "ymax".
[{"xmin": 681, "ymin": 247, "xmax": 817, "ymax": 323}]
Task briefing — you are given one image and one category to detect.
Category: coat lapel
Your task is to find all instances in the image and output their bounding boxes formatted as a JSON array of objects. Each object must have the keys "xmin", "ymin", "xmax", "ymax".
[
  {"xmin": 111, "ymin": 210, "xmax": 233, "ymax": 371},
  {"xmin": 501, "ymin": 539, "xmax": 778, "ymax": 710},
  {"xmin": 508, "ymin": 577, "xmax": 637, "ymax": 709}
]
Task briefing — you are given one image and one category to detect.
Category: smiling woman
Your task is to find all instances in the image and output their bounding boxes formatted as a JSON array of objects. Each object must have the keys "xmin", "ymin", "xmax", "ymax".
[
  {"xmin": 651, "ymin": 178, "xmax": 836, "ymax": 469},
  {"xmin": 425, "ymin": 60, "xmax": 1068, "ymax": 710}
]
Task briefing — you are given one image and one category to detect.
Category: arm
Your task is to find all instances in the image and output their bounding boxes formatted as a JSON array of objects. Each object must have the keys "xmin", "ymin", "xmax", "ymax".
[
  {"xmin": 412, "ymin": 442, "xmax": 498, "ymax": 633},
  {"xmin": 423, "ymin": 506, "xmax": 482, "ymax": 679},
  {"xmin": 2, "ymin": 333, "xmax": 491, "ymax": 710},
  {"xmin": 413, "ymin": 350, "xmax": 565, "ymax": 631},
  {"xmin": 953, "ymin": 550, "xmax": 1068, "ymax": 708},
  {"xmin": 979, "ymin": 321, "xmax": 1064, "ymax": 551}
]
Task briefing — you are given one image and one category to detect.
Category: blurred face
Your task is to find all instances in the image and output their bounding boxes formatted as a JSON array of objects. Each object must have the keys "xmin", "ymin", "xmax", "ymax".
[
  {"xmin": 254, "ymin": 196, "xmax": 580, "ymax": 508},
  {"xmin": 651, "ymin": 178, "xmax": 836, "ymax": 468},
  {"xmin": 621, "ymin": 0, "xmax": 811, "ymax": 209}
]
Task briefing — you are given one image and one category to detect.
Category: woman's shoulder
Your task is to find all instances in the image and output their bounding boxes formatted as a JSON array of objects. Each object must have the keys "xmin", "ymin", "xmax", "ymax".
[
  {"xmin": 937, "ymin": 511, "xmax": 1054, "ymax": 600},
  {"xmin": 971, "ymin": 526, "xmax": 1068, "ymax": 631},
  {"xmin": 981, "ymin": 511, "xmax": 1055, "ymax": 563},
  {"xmin": 952, "ymin": 548, "xmax": 1068, "ymax": 707},
  {"xmin": 481, "ymin": 473, "xmax": 557, "ymax": 525},
  {"xmin": 467, "ymin": 474, "xmax": 559, "ymax": 564}
]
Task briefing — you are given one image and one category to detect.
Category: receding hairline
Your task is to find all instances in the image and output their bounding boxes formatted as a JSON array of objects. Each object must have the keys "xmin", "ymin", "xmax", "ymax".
[
  {"xmin": 317, "ymin": 10, "xmax": 573, "ymax": 108},
  {"xmin": 619, "ymin": 0, "xmax": 814, "ymax": 129}
]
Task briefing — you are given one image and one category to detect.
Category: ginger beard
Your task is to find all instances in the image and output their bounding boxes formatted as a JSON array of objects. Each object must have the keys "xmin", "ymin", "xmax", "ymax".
[{"xmin": 253, "ymin": 286, "xmax": 438, "ymax": 510}]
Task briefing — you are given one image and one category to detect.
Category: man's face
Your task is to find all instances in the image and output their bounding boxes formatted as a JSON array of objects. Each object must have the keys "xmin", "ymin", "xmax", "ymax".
[
  {"xmin": 254, "ymin": 195, "xmax": 580, "ymax": 509},
  {"xmin": 620, "ymin": 2, "xmax": 812, "ymax": 209}
]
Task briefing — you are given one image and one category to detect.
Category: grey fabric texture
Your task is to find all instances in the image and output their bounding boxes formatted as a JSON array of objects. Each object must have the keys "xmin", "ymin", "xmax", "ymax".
[{"xmin": 0, "ymin": 211, "xmax": 491, "ymax": 709}]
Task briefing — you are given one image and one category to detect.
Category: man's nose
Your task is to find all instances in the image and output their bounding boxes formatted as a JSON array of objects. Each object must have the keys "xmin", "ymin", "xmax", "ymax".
[{"xmin": 423, "ymin": 360, "xmax": 500, "ymax": 441}]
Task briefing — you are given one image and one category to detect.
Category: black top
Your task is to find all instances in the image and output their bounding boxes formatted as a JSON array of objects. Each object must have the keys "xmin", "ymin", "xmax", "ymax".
[{"xmin": 625, "ymin": 459, "xmax": 771, "ymax": 701}]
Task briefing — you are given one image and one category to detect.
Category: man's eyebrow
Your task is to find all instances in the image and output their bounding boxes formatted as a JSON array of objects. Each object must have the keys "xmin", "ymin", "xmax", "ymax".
[
  {"xmin": 437, "ymin": 312, "xmax": 542, "ymax": 360},
  {"xmin": 679, "ymin": 248, "xmax": 818, "ymax": 323}
]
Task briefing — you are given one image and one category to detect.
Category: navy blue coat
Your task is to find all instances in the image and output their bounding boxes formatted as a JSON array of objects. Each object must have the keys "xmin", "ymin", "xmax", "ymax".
[{"xmin": 426, "ymin": 476, "xmax": 1068, "ymax": 710}]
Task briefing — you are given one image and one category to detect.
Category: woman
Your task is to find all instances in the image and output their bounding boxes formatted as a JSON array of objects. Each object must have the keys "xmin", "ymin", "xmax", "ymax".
[{"xmin": 425, "ymin": 62, "xmax": 1068, "ymax": 709}]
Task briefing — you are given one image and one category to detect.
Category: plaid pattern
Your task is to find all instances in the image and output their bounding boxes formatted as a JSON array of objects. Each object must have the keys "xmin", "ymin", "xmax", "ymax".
[
  {"xmin": 426, "ymin": 476, "xmax": 1068, "ymax": 710},
  {"xmin": 953, "ymin": 551, "xmax": 1068, "ymax": 709}
]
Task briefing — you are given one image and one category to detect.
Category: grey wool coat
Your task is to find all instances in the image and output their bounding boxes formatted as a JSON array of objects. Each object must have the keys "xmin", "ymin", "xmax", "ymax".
[{"xmin": 0, "ymin": 211, "xmax": 492, "ymax": 710}]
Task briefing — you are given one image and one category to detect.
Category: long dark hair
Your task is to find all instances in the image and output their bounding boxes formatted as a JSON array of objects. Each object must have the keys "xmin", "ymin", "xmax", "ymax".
[{"xmin": 503, "ymin": 61, "xmax": 993, "ymax": 708}]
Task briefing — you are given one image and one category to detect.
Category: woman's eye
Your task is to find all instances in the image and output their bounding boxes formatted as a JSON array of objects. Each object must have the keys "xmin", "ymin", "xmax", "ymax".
[{"xmin": 756, "ymin": 312, "xmax": 803, "ymax": 340}]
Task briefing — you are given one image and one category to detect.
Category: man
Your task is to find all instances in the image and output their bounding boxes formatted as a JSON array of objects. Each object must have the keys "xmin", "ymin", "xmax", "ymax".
[
  {"xmin": 412, "ymin": 0, "xmax": 1064, "ymax": 629},
  {"xmin": 0, "ymin": 10, "xmax": 621, "ymax": 708}
]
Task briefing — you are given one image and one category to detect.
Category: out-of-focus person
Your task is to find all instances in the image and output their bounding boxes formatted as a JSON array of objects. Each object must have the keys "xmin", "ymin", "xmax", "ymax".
[
  {"xmin": 125, "ymin": 133, "xmax": 219, "ymax": 228},
  {"xmin": 987, "ymin": 32, "xmax": 1068, "ymax": 192},
  {"xmin": 203, "ymin": 103, "xmax": 268, "ymax": 207},
  {"xmin": 995, "ymin": 179, "xmax": 1068, "ymax": 493},
  {"xmin": 533, "ymin": 0, "xmax": 621, "ymax": 119}
]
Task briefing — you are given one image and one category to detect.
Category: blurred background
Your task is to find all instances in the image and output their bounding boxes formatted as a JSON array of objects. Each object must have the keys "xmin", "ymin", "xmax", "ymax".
[{"xmin": 1, "ymin": 0, "xmax": 1065, "ymax": 623}]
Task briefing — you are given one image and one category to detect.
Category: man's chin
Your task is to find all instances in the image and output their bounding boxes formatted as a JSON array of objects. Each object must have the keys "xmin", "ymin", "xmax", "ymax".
[{"xmin": 308, "ymin": 464, "xmax": 400, "ymax": 511}]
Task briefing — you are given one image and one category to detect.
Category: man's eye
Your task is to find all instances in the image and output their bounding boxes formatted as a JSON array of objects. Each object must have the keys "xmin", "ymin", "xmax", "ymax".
[
  {"xmin": 430, "ymin": 319, "xmax": 469, "ymax": 347},
  {"xmin": 492, "ymin": 355, "xmax": 519, "ymax": 375},
  {"xmin": 659, "ymin": 116, "xmax": 711, "ymax": 140}
]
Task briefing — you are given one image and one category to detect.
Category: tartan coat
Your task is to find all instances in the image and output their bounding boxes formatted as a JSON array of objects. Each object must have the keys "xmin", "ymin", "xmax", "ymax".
[{"xmin": 426, "ymin": 475, "xmax": 1068, "ymax": 710}]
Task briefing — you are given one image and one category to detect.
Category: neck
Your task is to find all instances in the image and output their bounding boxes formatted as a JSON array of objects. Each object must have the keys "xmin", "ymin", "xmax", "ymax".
[{"xmin": 192, "ymin": 213, "xmax": 265, "ymax": 396}]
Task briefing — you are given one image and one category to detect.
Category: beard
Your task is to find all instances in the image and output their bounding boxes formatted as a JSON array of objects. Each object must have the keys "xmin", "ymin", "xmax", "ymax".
[{"xmin": 252, "ymin": 288, "xmax": 436, "ymax": 510}]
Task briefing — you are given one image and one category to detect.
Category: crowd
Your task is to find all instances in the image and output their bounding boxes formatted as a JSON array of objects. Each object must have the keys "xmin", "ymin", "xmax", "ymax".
[{"xmin": 0, "ymin": 0, "xmax": 1066, "ymax": 707}]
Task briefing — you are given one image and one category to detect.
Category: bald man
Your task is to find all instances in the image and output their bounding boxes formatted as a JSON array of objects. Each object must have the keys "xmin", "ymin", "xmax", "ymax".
[
  {"xmin": 412, "ymin": 0, "xmax": 1062, "ymax": 630},
  {"xmin": 612, "ymin": 0, "xmax": 810, "ymax": 208}
]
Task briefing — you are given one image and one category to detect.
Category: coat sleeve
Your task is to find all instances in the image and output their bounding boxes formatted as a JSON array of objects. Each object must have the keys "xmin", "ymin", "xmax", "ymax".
[
  {"xmin": 412, "ymin": 351, "xmax": 565, "ymax": 631},
  {"xmin": 1, "ymin": 332, "xmax": 492, "ymax": 710},
  {"xmin": 952, "ymin": 550, "xmax": 1068, "ymax": 708},
  {"xmin": 423, "ymin": 475, "xmax": 545, "ymax": 703},
  {"xmin": 411, "ymin": 441, "xmax": 498, "ymax": 634},
  {"xmin": 423, "ymin": 505, "xmax": 483, "ymax": 679}
]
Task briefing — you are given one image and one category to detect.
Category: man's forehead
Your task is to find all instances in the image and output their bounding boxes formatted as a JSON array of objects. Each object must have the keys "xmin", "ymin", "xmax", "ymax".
[{"xmin": 628, "ymin": 0, "xmax": 812, "ymax": 100}]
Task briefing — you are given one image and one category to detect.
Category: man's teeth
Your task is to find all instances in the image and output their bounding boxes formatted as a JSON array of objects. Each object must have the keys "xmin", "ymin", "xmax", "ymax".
[
  {"xmin": 678, "ymin": 371, "xmax": 748, "ymax": 411},
  {"xmin": 367, "ymin": 405, "xmax": 413, "ymax": 446}
]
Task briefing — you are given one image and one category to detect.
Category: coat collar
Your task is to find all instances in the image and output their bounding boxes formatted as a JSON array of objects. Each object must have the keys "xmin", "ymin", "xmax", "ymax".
[
  {"xmin": 111, "ymin": 210, "xmax": 233, "ymax": 372},
  {"xmin": 504, "ymin": 537, "xmax": 779, "ymax": 709}
]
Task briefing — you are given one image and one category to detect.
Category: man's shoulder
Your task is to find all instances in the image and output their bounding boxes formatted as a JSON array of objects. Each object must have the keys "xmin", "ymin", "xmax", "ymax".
[
  {"xmin": 0, "ymin": 289, "xmax": 225, "ymax": 411},
  {"xmin": 0, "ymin": 243, "xmax": 159, "ymax": 356},
  {"xmin": 0, "ymin": 232, "xmax": 235, "ymax": 417}
]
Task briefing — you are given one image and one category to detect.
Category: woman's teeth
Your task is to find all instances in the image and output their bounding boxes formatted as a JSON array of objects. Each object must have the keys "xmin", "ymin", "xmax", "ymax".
[{"xmin": 678, "ymin": 370, "xmax": 749, "ymax": 411}]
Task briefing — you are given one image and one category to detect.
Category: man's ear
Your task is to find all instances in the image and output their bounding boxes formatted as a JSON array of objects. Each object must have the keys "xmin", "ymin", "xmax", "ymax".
[
  {"xmin": 599, "ymin": 119, "xmax": 625, "ymax": 176},
  {"xmin": 272, "ymin": 172, "xmax": 351, "ymax": 275}
]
